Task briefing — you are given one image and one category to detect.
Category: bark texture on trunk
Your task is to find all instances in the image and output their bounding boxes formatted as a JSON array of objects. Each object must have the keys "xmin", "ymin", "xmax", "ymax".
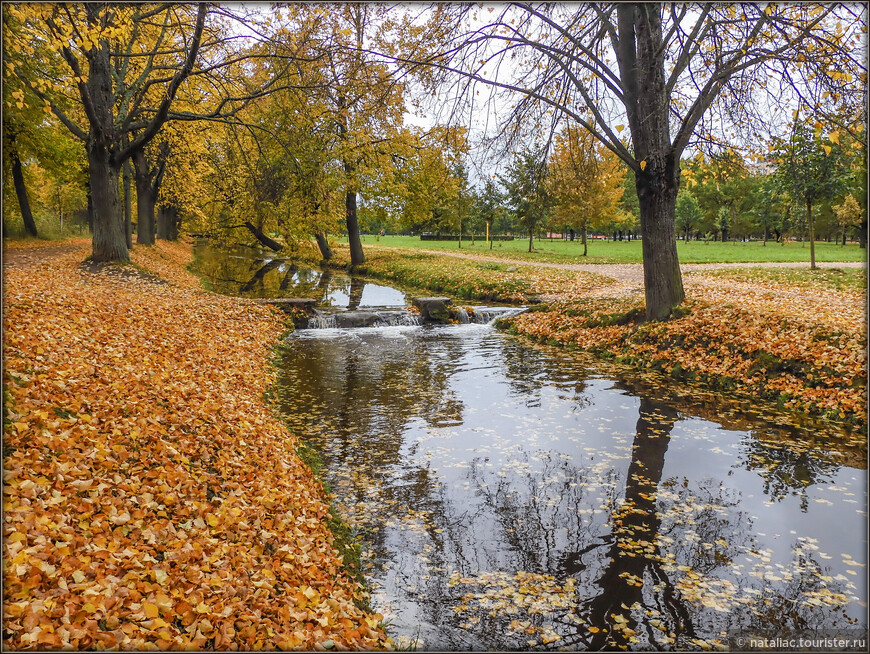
[
  {"xmin": 807, "ymin": 199, "xmax": 816, "ymax": 269},
  {"xmin": 10, "ymin": 147, "xmax": 38, "ymax": 237},
  {"xmin": 619, "ymin": 3, "xmax": 685, "ymax": 320},
  {"xmin": 345, "ymin": 190, "xmax": 365, "ymax": 266},
  {"xmin": 243, "ymin": 221, "xmax": 283, "ymax": 251},
  {"xmin": 315, "ymin": 232, "xmax": 333, "ymax": 261},
  {"xmin": 88, "ymin": 144, "xmax": 128, "ymax": 262},
  {"xmin": 86, "ymin": 37, "xmax": 128, "ymax": 262},
  {"xmin": 157, "ymin": 205, "xmax": 179, "ymax": 240},
  {"xmin": 132, "ymin": 148, "xmax": 156, "ymax": 245},
  {"xmin": 123, "ymin": 161, "xmax": 133, "ymax": 249}
]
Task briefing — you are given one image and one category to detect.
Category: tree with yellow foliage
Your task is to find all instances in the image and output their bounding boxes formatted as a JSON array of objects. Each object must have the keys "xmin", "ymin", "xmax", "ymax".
[{"xmin": 548, "ymin": 126, "xmax": 625, "ymax": 256}]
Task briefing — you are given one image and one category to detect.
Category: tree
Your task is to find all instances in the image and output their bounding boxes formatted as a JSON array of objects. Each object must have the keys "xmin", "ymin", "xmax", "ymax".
[
  {"xmin": 474, "ymin": 179, "xmax": 504, "ymax": 249},
  {"xmin": 832, "ymin": 194, "xmax": 863, "ymax": 247},
  {"xmin": 500, "ymin": 151, "xmax": 552, "ymax": 253},
  {"xmin": 674, "ymin": 190, "xmax": 701, "ymax": 243},
  {"xmin": 548, "ymin": 125, "xmax": 625, "ymax": 255},
  {"xmin": 271, "ymin": 4, "xmax": 414, "ymax": 266},
  {"xmin": 773, "ymin": 120, "xmax": 849, "ymax": 268},
  {"xmin": 750, "ymin": 176, "xmax": 790, "ymax": 245},
  {"xmin": 6, "ymin": 4, "xmax": 213, "ymax": 261},
  {"xmin": 406, "ymin": 3, "xmax": 866, "ymax": 319}
]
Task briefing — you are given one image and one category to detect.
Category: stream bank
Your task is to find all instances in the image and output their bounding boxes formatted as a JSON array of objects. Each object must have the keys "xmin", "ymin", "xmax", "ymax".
[{"xmin": 2, "ymin": 238, "xmax": 389, "ymax": 650}]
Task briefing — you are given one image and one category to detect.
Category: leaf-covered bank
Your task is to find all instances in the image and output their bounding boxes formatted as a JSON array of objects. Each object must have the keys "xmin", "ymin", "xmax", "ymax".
[
  {"xmin": 3, "ymin": 239, "xmax": 388, "ymax": 650},
  {"xmin": 503, "ymin": 297, "xmax": 866, "ymax": 429},
  {"xmin": 330, "ymin": 247, "xmax": 612, "ymax": 304}
]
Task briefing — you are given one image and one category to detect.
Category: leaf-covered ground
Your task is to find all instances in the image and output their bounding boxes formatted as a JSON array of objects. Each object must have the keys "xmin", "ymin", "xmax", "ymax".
[
  {"xmin": 3, "ymin": 239, "xmax": 388, "ymax": 650},
  {"xmin": 503, "ymin": 272, "xmax": 867, "ymax": 429}
]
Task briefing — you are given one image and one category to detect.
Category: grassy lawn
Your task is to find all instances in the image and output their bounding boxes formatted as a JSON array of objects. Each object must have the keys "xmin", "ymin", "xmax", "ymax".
[{"xmin": 353, "ymin": 234, "xmax": 868, "ymax": 264}]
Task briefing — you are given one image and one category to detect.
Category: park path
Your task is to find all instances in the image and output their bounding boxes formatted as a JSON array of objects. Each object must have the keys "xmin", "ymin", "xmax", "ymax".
[
  {"xmin": 368, "ymin": 245, "xmax": 865, "ymax": 285},
  {"xmin": 2, "ymin": 241, "xmax": 84, "ymax": 269}
]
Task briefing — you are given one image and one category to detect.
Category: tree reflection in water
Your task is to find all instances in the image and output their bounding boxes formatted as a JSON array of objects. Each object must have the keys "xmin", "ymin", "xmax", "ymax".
[{"xmin": 269, "ymin": 312, "xmax": 865, "ymax": 651}]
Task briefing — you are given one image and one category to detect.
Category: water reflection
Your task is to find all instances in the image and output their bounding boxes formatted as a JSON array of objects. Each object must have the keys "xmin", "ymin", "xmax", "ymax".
[
  {"xmin": 275, "ymin": 326, "xmax": 866, "ymax": 650},
  {"xmin": 190, "ymin": 241, "xmax": 408, "ymax": 309}
]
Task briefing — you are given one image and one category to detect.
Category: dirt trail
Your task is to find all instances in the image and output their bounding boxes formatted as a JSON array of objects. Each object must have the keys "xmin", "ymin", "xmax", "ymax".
[
  {"xmin": 368, "ymin": 245, "xmax": 865, "ymax": 286},
  {"xmin": 3, "ymin": 241, "xmax": 85, "ymax": 268}
]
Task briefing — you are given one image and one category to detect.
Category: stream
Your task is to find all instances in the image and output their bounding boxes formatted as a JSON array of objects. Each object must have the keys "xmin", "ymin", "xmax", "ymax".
[{"xmin": 192, "ymin": 243, "xmax": 867, "ymax": 651}]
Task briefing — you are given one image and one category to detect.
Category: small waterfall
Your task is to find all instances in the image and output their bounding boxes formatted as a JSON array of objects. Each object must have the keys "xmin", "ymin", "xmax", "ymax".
[
  {"xmin": 469, "ymin": 306, "xmax": 527, "ymax": 325},
  {"xmin": 305, "ymin": 310, "xmax": 424, "ymax": 329},
  {"xmin": 306, "ymin": 312, "xmax": 338, "ymax": 329},
  {"xmin": 302, "ymin": 306, "xmax": 525, "ymax": 329},
  {"xmin": 374, "ymin": 311, "xmax": 425, "ymax": 328}
]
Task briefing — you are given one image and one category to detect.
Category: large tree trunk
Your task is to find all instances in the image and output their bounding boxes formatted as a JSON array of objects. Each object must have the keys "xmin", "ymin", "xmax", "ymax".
[
  {"xmin": 636, "ymin": 170, "xmax": 684, "ymax": 320},
  {"xmin": 619, "ymin": 3, "xmax": 685, "ymax": 321},
  {"xmin": 10, "ymin": 147, "xmax": 38, "ymax": 238},
  {"xmin": 345, "ymin": 189, "xmax": 365, "ymax": 266},
  {"xmin": 157, "ymin": 205, "xmax": 179, "ymax": 240},
  {"xmin": 315, "ymin": 231, "xmax": 333, "ymax": 261},
  {"xmin": 85, "ymin": 35, "xmax": 128, "ymax": 262},
  {"xmin": 88, "ymin": 143, "xmax": 128, "ymax": 262},
  {"xmin": 132, "ymin": 148, "xmax": 156, "ymax": 245}
]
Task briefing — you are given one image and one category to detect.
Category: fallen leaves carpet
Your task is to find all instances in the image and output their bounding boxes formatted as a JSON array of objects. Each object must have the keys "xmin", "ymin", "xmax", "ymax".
[{"xmin": 3, "ymin": 239, "xmax": 387, "ymax": 650}]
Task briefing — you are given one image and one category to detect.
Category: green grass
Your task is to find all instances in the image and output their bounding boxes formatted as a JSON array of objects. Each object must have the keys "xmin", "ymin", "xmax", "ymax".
[
  {"xmin": 688, "ymin": 266, "xmax": 867, "ymax": 292},
  {"xmin": 352, "ymin": 234, "xmax": 868, "ymax": 265}
]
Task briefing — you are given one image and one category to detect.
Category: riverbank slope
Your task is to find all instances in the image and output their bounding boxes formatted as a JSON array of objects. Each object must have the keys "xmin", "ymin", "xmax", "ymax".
[{"xmin": 3, "ymin": 238, "xmax": 388, "ymax": 650}]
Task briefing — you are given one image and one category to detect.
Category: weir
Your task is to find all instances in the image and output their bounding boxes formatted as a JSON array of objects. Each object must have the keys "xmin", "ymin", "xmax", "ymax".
[{"xmin": 302, "ymin": 306, "xmax": 526, "ymax": 330}]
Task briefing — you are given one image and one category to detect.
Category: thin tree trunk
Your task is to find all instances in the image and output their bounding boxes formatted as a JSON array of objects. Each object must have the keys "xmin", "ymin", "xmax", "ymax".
[
  {"xmin": 807, "ymin": 198, "xmax": 816, "ymax": 269},
  {"xmin": 582, "ymin": 223, "xmax": 588, "ymax": 257},
  {"xmin": 243, "ymin": 221, "xmax": 283, "ymax": 251},
  {"xmin": 10, "ymin": 148, "xmax": 38, "ymax": 237},
  {"xmin": 123, "ymin": 160, "xmax": 133, "ymax": 249},
  {"xmin": 315, "ymin": 231, "xmax": 333, "ymax": 261},
  {"xmin": 132, "ymin": 148, "xmax": 156, "ymax": 245},
  {"xmin": 345, "ymin": 189, "xmax": 365, "ymax": 266},
  {"xmin": 528, "ymin": 228, "xmax": 533, "ymax": 252},
  {"xmin": 458, "ymin": 212, "xmax": 462, "ymax": 249}
]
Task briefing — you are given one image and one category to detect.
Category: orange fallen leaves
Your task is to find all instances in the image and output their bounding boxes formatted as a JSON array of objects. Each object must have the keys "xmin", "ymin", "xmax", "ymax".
[
  {"xmin": 3, "ymin": 240, "xmax": 388, "ymax": 650},
  {"xmin": 508, "ymin": 276, "xmax": 867, "ymax": 428}
]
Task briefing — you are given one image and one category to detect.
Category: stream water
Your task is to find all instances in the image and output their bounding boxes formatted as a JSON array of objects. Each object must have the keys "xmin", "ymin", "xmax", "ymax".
[{"xmin": 192, "ymin": 243, "xmax": 867, "ymax": 651}]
